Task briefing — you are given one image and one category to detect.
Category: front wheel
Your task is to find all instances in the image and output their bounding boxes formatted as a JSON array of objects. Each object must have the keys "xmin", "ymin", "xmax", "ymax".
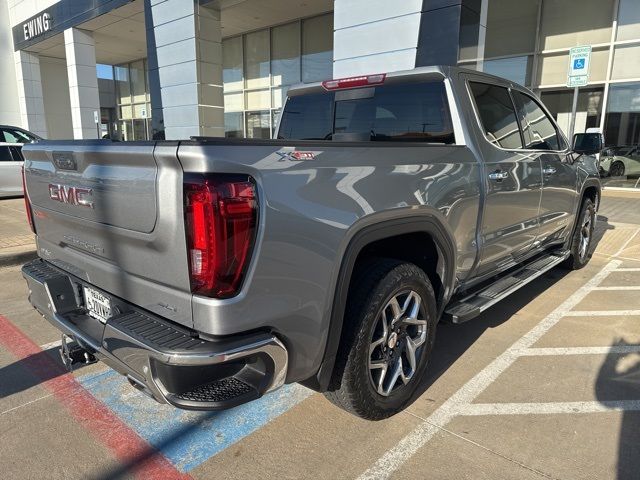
[
  {"xmin": 610, "ymin": 161, "xmax": 625, "ymax": 177},
  {"xmin": 563, "ymin": 197, "xmax": 596, "ymax": 270},
  {"xmin": 324, "ymin": 260, "xmax": 438, "ymax": 420}
]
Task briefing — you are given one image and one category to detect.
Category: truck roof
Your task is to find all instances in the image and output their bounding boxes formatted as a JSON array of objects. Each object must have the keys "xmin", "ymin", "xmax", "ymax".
[{"xmin": 287, "ymin": 65, "xmax": 521, "ymax": 97}]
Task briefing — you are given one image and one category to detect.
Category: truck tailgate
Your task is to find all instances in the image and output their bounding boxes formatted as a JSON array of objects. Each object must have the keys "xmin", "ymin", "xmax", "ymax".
[{"xmin": 22, "ymin": 141, "xmax": 194, "ymax": 328}]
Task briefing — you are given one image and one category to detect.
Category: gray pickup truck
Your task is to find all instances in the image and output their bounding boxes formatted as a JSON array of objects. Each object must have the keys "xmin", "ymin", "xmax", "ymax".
[{"xmin": 21, "ymin": 66, "xmax": 600, "ymax": 420}]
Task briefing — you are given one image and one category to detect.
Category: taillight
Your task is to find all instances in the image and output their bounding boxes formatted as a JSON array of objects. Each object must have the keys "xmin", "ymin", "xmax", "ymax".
[
  {"xmin": 21, "ymin": 166, "xmax": 36, "ymax": 234},
  {"xmin": 184, "ymin": 174, "xmax": 258, "ymax": 298},
  {"xmin": 321, "ymin": 73, "xmax": 386, "ymax": 90}
]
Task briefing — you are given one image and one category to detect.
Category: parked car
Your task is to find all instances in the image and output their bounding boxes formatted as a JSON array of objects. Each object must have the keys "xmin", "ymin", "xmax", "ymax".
[
  {"xmin": 599, "ymin": 145, "xmax": 640, "ymax": 177},
  {"xmin": 0, "ymin": 125, "xmax": 41, "ymax": 198},
  {"xmin": 20, "ymin": 66, "xmax": 601, "ymax": 420}
]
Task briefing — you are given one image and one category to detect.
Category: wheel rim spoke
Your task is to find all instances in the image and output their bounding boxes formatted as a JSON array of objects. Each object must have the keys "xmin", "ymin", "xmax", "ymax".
[{"xmin": 368, "ymin": 289, "xmax": 429, "ymax": 397}]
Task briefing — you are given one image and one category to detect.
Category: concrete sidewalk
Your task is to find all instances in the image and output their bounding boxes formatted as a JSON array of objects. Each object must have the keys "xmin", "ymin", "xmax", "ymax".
[{"xmin": 0, "ymin": 198, "xmax": 36, "ymax": 266}]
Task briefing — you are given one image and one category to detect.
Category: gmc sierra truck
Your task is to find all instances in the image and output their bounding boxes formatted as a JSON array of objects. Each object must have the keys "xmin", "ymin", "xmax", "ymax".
[{"xmin": 21, "ymin": 66, "xmax": 601, "ymax": 420}]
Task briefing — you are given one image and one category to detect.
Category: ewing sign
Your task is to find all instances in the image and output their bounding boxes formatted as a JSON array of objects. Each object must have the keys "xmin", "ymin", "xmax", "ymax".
[{"xmin": 22, "ymin": 12, "xmax": 52, "ymax": 41}]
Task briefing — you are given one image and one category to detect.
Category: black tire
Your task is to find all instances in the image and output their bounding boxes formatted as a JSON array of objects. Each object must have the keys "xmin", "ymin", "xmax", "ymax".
[
  {"xmin": 610, "ymin": 161, "xmax": 625, "ymax": 177},
  {"xmin": 563, "ymin": 197, "xmax": 596, "ymax": 270},
  {"xmin": 324, "ymin": 259, "xmax": 438, "ymax": 420}
]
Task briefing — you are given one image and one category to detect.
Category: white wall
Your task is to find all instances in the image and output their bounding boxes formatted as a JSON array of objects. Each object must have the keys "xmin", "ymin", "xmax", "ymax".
[
  {"xmin": 0, "ymin": 0, "xmax": 22, "ymax": 127},
  {"xmin": 40, "ymin": 56, "xmax": 73, "ymax": 139},
  {"xmin": 8, "ymin": 0, "xmax": 59, "ymax": 25}
]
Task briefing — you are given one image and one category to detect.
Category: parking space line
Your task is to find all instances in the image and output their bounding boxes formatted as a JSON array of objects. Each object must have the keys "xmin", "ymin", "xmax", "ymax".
[
  {"xmin": 0, "ymin": 314, "xmax": 191, "ymax": 480},
  {"xmin": 593, "ymin": 286, "xmax": 640, "ymax": 290},
  {"xmin": 564, "ymin": 310, "xmax": 640, "ymax": 316},
  {"xmin": 357, "ymin": 260, "xmax": 621, "ymax": 480},
  {"xmin": 615, "ymin": 268, "xmax": 640, "ymax": 272},
  {"xmin": 460, "ymin": 401, "xmax": 640, "ymax": 416},
  {"xmin": 613, "ymin": 228, "xmax": 640, "ymax": 257},
  {"xmin": 520, "ymin": 346, "xmax": 640, "ymax": 356}
]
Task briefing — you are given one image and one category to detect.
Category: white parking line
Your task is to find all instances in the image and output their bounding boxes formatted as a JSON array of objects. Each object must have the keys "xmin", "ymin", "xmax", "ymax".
[
  {"xmin": 564, "ymin": 310, "xmax": 640, "ymax": 316},
  {"xmin": 615, "ymin": 268, "xmax": 640, "ymax": 272},
  {"xmin": 614, "ymin": 228, "xmax": 640, "ymax": 257},
  {"xmin": 593, "ymin": 286, "xmax": 640, "ymax": 290},
  {"xmin": 39, "ymin": 340, "xmax": 62, "ymax": 351},
  {"xmin": 520, "ymin": 346, "xmax": 640, "ymax": 356},
  {"xmin": 460, "ymin": 400, "xmax": 640, "ymax": 416},
  {"xmin": 357, "ymin": 260, "xmax": 621, "ymax": 480}
]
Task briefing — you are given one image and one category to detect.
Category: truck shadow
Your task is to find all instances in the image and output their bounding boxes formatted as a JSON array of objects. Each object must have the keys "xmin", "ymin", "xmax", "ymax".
[{"xmin": 595, "ymin": 339, "xmax": 640, "ymax": 480}]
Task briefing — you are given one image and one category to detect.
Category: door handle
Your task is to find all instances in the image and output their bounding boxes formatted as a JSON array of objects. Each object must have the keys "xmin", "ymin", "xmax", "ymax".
[
  {"xmin": 543, "ymin": 166, "xmax": 557, "ymax": 175},
  {"xmin": 488, "ymin": 170, "xmax": 509, "ymax": 181}
]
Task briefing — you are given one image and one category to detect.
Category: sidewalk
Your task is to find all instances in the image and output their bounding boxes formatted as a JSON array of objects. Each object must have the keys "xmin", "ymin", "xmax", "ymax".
[{"xmin": 0, "ymin": 198, "xmax": 36, "ymax": 266}]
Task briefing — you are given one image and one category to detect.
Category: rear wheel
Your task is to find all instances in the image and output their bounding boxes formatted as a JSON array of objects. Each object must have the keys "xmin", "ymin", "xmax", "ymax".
[
  {"xmin": 563, "ymin": 197, "xmax": 596, "ymax": 270},
  {"xmin": 324, "ymin": 260, "xmax": 438, "ymax": 420}
]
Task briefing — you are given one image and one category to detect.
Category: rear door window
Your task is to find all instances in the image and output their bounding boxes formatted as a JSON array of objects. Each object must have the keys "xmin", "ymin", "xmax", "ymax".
[
  {"xmin": 469, "ymin": 82, "xmax": 523, "ymax": 149},
  {"xmin": 278, "ymin": 80, "xmax": 455, "ymax": 143},
  {"xmin": 2, "ymin": 129, "xmax": 32, "ymax": 144},
  {"xmin": 511, "ymin": 90, "xmax": 561, "ymax": 151}
]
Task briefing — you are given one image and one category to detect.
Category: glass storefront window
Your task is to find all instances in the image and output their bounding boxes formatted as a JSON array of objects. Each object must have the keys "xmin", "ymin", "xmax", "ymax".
[
  {"xmin": 224, "ymin": 92, "xmax": 244, "ymax": 112},
  {"xmin": 244, "ymin": 29, "xmax": 270, "ymax": 90},
  {"xmin": 114, "ymin": 65, "xmax": 131, "ymax": 105},
  {"xmin": 483, "ymin": 56, "xmax": 533, "ymax": 86},
  {"xmin": 224, "ymin": 112, "xmax": 244, "ymax": 138},
  {"xmin": 245, "ymin": 111, "xmax": 270, "ymax": 139},
  {"xmin": 223, "ymin": 36, "xmax": 243, "ymax": 92},
  {"xmin": 537, "ymin": 48, "xmax": 608, "ymax": 86},
  {"xmin": 271, "ymin": 22, "xmax": 301, "ymax": 87},
  {"xmin": 485, "ymin": 0, "xmax": 539, "ymax": 58},
  {"xmin": 540, "ymin": 0, "xmax": 614, "ymax": 50},
  {"xmin": 246, "ymin": 89, "xmax": 271, "ymax": 110},
  {"xmin": 611, "ymin": 45, "xmax": 640, "ymax": 81},
  {"xmin": 130, "ymin": 60, "xmax": 146, "ymax": 104},
  {"xmin": 302, "ymin": 14, "xmax": 333, "ymax": 83},
  {"xmin": 541, "ymin": 88, "xmax": 603, "ymax": 137},
  {"xmin": 617, "ymin": 0, "xmax": 640, "ymax": 41},
  {"xmin": 604, "ymin": 83, "xmax": 640, "ymax": 147}
]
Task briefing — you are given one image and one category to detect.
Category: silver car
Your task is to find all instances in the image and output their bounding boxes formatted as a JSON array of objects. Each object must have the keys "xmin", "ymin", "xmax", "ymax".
[{"xmin": 0, "ymin": 125, "xmax": 41, "ymax": 198}]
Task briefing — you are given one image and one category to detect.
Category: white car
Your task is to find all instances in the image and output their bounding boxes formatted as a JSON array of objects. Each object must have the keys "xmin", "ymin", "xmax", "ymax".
[
  {"xmin": 599, "ymin": 146, "xmax": 640, "ymax": 177},
  {"xmin": 0, "ymin": 125, "xmax": 41, "ymax": 198}
]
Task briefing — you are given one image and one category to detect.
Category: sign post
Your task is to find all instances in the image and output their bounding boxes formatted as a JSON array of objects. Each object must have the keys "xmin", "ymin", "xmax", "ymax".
[{"xmin": 566, "ymin": 45, "xmax": 591, "ymax": 140}]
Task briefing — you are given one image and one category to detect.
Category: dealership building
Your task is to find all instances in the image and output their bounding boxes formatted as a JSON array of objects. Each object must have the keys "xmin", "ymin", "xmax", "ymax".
[{"xmin": 0, "ymin": 0, "xmax": 639, "ymax": 147}]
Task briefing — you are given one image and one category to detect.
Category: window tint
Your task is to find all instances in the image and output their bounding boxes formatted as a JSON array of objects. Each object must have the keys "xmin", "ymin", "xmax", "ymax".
[
  {"xmin": 278, "ymin": 92, "xmax": 334, "ymax": 140},
  {"xmin": 2, "ymin": 129, "xmax": 32, "ymax": 144},
  {"xmin": 278, "ymin": 81, "xmax": 455, "ymax": 143},
  {"xmin": 469, "ymin": 82, "xmax": 522, "ymax": 149},
  {"xmin": 9, "ymin": 146, "xmax": 24, "ymax": 162},
  {"xmin": 0, "ymin": 147, "xmax": 13, "ymax": 162},
  {"xmin": 511, "ymin": 91, "xmax": 561, "ymax": 150}
]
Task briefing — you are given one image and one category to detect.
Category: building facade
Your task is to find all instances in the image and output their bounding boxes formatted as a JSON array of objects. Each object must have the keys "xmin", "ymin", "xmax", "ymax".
[{"xmin": 1, "ymin": 0, "xmax": 639, "ymax": 151}]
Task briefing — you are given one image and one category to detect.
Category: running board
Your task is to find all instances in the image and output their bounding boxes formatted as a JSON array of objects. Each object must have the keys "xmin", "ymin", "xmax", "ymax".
[{"xmin": 445, "ymin": 251, "xmax": 570, "ymax": 324}]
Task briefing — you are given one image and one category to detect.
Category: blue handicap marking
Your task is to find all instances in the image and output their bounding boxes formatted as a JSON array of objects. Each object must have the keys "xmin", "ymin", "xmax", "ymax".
[
  {"xmin": 573, "ymin": 58, "xmax": 585, "ymax": 70},
  {"xmin": 78, "ymin": 369, "xmax": 313, "ymax": 472}
]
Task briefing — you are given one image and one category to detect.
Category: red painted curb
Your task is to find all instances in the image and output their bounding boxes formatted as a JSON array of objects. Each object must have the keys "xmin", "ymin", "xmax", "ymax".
[{"xmin": 0, "ymin": 314, "xmax": 191, "ymax": 480}]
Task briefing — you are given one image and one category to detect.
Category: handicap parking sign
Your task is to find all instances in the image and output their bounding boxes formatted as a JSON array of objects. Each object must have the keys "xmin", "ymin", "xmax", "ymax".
[
  {"xmin": 567, "ymin": 45, "xmax": 591, "ymax": 87},
  {"xmin": 573, "ymin": 58, "xmax": 585, "ymax": 70}
]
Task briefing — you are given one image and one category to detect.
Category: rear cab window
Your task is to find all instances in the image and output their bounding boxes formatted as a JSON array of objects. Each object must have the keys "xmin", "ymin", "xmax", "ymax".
[{"xmin": 278, "ymin": 80, "xmax": 455, "ymax": 144}]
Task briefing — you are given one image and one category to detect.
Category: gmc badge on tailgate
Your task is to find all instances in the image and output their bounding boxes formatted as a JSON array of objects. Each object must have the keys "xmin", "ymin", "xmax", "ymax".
[{"xmin": 49, "ymin": 184, "xmax": 94, "ymax": 209}]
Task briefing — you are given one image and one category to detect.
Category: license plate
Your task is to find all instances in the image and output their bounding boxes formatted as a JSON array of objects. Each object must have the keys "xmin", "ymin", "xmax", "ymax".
[{"xmin": 83, "ymin": 286, "xmax": 112, "ymax": 323}]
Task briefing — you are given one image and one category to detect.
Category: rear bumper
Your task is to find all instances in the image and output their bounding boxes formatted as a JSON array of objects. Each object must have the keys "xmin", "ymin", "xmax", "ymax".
[{"xmin": 22, "ymin": 259, "xmax": 288, "ymax": 410}]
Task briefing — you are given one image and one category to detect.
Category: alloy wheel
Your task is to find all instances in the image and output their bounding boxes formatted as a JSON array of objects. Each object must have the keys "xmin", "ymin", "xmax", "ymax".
[
  {"xmin": 579, "ymin": 208, "xmax": 592, "ymax": 259},
  {"xmin": 368, "ymin": 290, "xmax": 428, "ymax": 396}
]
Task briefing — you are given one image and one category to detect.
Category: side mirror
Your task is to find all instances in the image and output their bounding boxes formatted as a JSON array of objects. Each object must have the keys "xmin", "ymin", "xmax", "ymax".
[{"xmin": 572, "ymin": 133, "xmax": 603, "ymax": 155}]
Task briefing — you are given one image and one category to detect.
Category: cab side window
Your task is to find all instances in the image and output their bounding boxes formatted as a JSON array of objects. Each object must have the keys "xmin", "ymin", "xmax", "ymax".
[
  {"xmin": 511, "ymin": 91, "xmax": 561, "ymax": 151},
  {"xmin": 469, "ymin": 82, "xmax": 523, "ymax": 149}
]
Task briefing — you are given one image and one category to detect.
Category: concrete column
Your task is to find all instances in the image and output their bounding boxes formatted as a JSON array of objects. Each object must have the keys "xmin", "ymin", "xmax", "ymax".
[
  {"xmin": 146, "ymin": 0, "xmax": 224, "ymax": 140},
  {"xmin": 333, "ymin": 0, "xmax": 424, "ymax": 77},
  {"xmin": 14, "ymin": 51, "xmax": 47, "ymax": 138},
  {"xmin": 64, "ymin": 28, "xmax": 101, "ymax": 139}
]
